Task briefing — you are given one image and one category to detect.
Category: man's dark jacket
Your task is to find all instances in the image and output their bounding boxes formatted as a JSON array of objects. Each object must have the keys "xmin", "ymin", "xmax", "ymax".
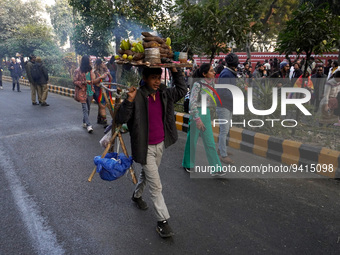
[
  {"xmin": 9, "ymin": 62, "xmax": 22, "ymax": 78},
  {"xmin": 216, "ymin": 67, "xmax": 237, "ymax": 112},
  {"xmin": 116, "ymin": 71, "xmax": 186, "ymax": 165},
  {"xmin": 35, "ymin": 63, "xmax": 49, "ymax": 85},
  {"xmin": 25, "ymin": 60, "xmax": 34, "ymax": 83}
]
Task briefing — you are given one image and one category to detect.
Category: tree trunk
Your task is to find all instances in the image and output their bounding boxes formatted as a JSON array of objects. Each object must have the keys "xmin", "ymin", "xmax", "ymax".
[
  {"xmin": 209, "ymin": 48, "xmax": 216, "ymax": 64},
  {"xmin": 246, "ymin": 35, "xmax": 251, "ymax": 60}
]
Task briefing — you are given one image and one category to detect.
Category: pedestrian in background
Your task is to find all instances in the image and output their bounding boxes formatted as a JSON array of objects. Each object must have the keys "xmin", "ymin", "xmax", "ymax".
[
  {"xmin": 311, "ymin": 66, "xmax": 327, "ymax": 112},
  {"xmin": 0, "ymin": 61, "xmax": 3, "ymax": 90},
  {"xmin": 182, "ymin": 63, "xmax": 224, "ymax": 173},
  {"xmin": 319, "ymin": 71, "xmax": 340, "ymax": 126},
  {"xmin": 93, "ymin": 58, "xmax": 112, "ymax": 126},
  {"xmin": 35, "ymin": 57, "xmax": 50, "ymax": 106},
  {"xmin": 324, "ymin": 59, "xmax": 333, "ymax": 76},
  {"xmin": 73, "ymin": 55, "xmax": 95, "ymax": 133},
  {"xmin": 25, "ymin": 55, "xmax": 40, "ymax": 105},
  {"xmin": 8, "ymin": 57, "xmax": 22, "ymax": 92},
  {"xmin": 216, "ymin": 53, "xmax": 239, "ymax": 165},
  {"xmin": 327, "ymin": 61, "xmax": 340, "ymax": 80},
  {"xmin": 106, "ymin": 56, "xmax": 117, "ymax": 83}
]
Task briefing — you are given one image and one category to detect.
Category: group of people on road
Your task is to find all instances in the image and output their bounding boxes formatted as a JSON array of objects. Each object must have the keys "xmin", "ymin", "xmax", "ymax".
[
  {"xmin": 73, "ymin": 56, "xmax": 114, "ymax": 133},
  {"xmin": 25, "ymin": 55, "xmax": 50, "ymax": 106},
  {"xmin": 1, "ymin": 54, "xmax": 50, "ymax": 106},
  {"xmin": 71, "ymin": 52, "xmax": 339, "ymax": 240}
]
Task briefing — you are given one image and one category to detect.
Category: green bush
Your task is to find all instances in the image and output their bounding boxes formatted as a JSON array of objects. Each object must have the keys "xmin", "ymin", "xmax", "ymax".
[{"xmin": 49, "ymin": 76, "xmax": 74, "ymax": 88}]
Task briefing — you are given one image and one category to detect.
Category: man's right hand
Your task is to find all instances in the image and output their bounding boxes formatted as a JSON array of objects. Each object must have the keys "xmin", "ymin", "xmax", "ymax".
[{"xmin": 127, "ymin": 87, "xmax": 137, "ymax": 102}]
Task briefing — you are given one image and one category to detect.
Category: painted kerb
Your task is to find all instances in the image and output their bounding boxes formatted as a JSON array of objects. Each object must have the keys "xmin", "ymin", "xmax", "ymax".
[
  {"xmin": 5, "ymin": 75, "xmax": 338, "ymax": 178},
  {"xmin": 174, "ymin": 112, "xmax": 340, "ymax": 179}
]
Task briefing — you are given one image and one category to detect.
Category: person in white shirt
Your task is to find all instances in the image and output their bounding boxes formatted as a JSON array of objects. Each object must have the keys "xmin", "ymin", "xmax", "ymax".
[{"xmin": 327, "ymin": 60, "xmax": 340, "ymax": 80}]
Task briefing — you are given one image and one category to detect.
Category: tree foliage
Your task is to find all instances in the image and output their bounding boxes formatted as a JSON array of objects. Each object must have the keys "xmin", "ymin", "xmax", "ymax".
[
  {"xmin": 68, "ymin": 0, "xmax": 174, "ymax": 56},
  {"xmin": 47, "ymin": 0, "xmax": 75, "ymax": 47},
  {"xmin": 250, "ymin": 0, "xmax": 299, "ymax": 51},
  {"xmin": 161, "ymin": 0, "xmax": 260, "ymax": 62},
  {"xmin": 276, "ymin": 2, "xmax": 340, "ymax": 73},
  {"xmin": 0, "ymin": 0, "xmax": 46, "ymax": 58}
]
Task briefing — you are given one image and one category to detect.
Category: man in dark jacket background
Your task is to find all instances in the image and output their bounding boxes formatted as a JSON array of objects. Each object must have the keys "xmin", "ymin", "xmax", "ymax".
[
  {"xmin": 25, "ymin": 54, "xmax": 40, "ymax": 105},
  {"xmin": 0, "ymin": 61, "xmax": 3, "ymax": 90},
  {"xmin": 215, "ymin": 53, "xmax": 239, "ymax": 165},
  {"xmin": 8, "ymin": 57, "xmax": 22, "ymax": 92},
  {"xmin": 116, "ymin": 67, "xmax": 186, "ymax": 238},
  {"xmin": 36, "ymin": 57, "xmax": 49, "ymax": 106},
  {"xmin": 311, "ymin": 66, "xmax": 327, "ymax": 112}
]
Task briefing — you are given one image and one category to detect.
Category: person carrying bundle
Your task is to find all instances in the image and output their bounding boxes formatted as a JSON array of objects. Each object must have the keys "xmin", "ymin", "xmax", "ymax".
[{"xmin": 116, "ymin": 67, "xmax": 186, "ymax": 238}]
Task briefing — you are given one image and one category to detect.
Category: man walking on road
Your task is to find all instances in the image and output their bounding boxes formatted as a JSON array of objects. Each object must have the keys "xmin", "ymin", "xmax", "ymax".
[
  {"xmin": 215, "ymin": 53, "xmax": 239, "ymax": 165},
  {"xmin": 25, "ymin": 54, "xmax": 40, "ymax": 105},
  {"xmin": 35, "ymin": 57, "xmax": 50, "ymax": 106},
  {"xmin": 9, "ymin": 58, "xmax": 22, "ymax": 92},
  {"xmin": 0, "ymin": 61, "xmax": 3, "ymax": 90},
  {"xmin": 116, "ymin": 67, "xmax": 186, "ymax": 238}
]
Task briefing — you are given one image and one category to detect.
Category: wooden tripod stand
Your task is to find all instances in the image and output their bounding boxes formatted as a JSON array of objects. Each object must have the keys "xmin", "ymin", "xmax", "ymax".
[{"xmin": 88, "ymin": 83, "xmax": 137, "ymax": 184}]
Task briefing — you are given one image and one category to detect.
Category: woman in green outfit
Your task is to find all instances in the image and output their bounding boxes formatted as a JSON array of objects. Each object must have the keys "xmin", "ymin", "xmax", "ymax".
[{"xmin": 182, "ymin": 63, "xmax": 224, "ymax": 176}]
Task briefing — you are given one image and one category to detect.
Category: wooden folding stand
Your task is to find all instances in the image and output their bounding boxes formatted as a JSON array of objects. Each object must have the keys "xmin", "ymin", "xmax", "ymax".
[{"xmin": 88, "ymin": 82, "xmax": 137, "ymax": 184}]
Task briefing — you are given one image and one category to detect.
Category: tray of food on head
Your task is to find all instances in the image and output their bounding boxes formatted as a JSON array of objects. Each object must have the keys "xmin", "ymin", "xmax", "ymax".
[{"xmin": 115, "ymin": 32, "xmax": 193, "ymax": 68}]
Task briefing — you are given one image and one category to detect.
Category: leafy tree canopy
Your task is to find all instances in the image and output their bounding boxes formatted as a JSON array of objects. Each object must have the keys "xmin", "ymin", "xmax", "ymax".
[
  {"xmin": 276, "ymin": 2, "xmax": 340, "ymax": 73},
  {"xmin": 47, "ymin": 0, "xmax": 75, "ymax": 47}
]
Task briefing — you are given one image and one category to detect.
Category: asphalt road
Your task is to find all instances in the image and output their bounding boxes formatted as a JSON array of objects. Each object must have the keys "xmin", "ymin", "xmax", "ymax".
[{"xmin": 1, "ymin": 81, "xmax": 340, "ymax": 255}]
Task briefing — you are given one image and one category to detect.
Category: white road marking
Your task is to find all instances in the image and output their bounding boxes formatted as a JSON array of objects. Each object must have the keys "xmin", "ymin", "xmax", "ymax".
[{"xmin": 0, "ymin": 148, "xmax": 65, "ymax": 255}]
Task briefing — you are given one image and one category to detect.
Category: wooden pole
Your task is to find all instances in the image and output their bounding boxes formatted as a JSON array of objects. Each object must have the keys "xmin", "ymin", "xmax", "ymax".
[
  {"xmin": 118, "ymin": 132, "xmax": 137, "ymax": 184},
  {"xmin": 88, "ymin": 83, "xmax": 137, "ymax": 184}
]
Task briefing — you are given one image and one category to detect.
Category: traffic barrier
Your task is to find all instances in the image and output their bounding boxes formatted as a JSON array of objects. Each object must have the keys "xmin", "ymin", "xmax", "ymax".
[
  {"xmin": 174, "ymin": 112, "xmax": 340, "ymax": 178},
  {"xmin": 3, "ymin": 76, "xmax": 75, "ymax": 98},
  {"xmin": 5, "ymin": 75, "xmax": 338, "ymax": 178}
]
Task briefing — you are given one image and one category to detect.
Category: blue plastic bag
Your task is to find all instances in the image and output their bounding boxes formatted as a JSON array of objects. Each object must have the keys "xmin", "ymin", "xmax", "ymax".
[{"xmin": 94, "ymin": 152, "xmax": 133, "ymax": 181}]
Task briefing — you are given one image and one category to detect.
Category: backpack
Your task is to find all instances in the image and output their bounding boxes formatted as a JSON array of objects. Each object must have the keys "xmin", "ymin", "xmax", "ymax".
[{"xmin": 31, "ymin": 63, "xmax": 42, "ymax": 83}]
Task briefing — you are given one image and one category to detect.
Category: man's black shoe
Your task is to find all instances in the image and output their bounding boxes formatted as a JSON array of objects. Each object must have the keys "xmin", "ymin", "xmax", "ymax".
[
  {"xmin": 32, "ymin": 102, "xmax": 39, "ymax": 105},
  {"xmin": 131, "ymin": 192, "xmax": 148, "ymax": 210},
  {"xmin": 41, "ymin": 102, "xmax": 50, "ymax": 106},
  {"xmin": 156, "ymin": 220, "xmax": 174, "ymax": 238},
  {"xmin": 183, "ymin": 167, "xmax": 194, "ymax": 173}
]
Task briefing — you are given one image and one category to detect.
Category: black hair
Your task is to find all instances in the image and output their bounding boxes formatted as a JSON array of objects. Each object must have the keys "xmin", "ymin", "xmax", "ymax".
[
  {"xmin": 215, "ymin": 64, "xmax": 224, "ymax": 75},
  {"xmin": 193, "ymin": 63, "xmax": 211, "ymax": 78},
  {"xmin": 95, "ymin": 58, "xmax": 102, "ymax": 67},
  {"xmin": 142, "ymin": 67, "xmax": 162, "ymax": 78},
  {"xmin": 333, "ymin": 61, "xmax": 339, "ymax": 67},
  {"xmin": 80, "ymin": 55, "xmax": 92, "ymax": 73}
]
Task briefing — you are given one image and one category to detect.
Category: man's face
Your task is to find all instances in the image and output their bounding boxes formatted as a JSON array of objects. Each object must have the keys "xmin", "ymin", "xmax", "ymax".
[
  {"xmin": 11, "ymin": 58, "xmax": 15, "ymax": 63},
  {"xmin": 144, "ymin": 74, "xmax": 161, "ymax": 91},
  {"xmin": 259, "ymin": 65, "xmax": 264, "ymax": 71},
  {"xmin": 284, "ymin": 65, "xmax": 290, "ymax": 72},
  {"xmin": 294, "ymin": 64, "xmax": 299, "ymax": 70},
  {"xmin": 317, "ymin": 68, "xmax": 323, "ymax": 75}
]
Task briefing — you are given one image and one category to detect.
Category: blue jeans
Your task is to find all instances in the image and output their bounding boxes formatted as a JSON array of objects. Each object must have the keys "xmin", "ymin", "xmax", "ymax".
[
  {"xmin": 82, "ymin": 96, "xmax": 92, "ymax": 126},
  {"xmin": 216, "ymin": 107, "xmax": 232, "ymax": 158}
]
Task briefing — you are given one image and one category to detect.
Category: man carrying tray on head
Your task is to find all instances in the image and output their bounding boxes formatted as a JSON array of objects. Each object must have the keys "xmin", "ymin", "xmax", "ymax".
[{"xmin": 116, "ymin": 66, "xmax": 186, "ymax": 238}]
